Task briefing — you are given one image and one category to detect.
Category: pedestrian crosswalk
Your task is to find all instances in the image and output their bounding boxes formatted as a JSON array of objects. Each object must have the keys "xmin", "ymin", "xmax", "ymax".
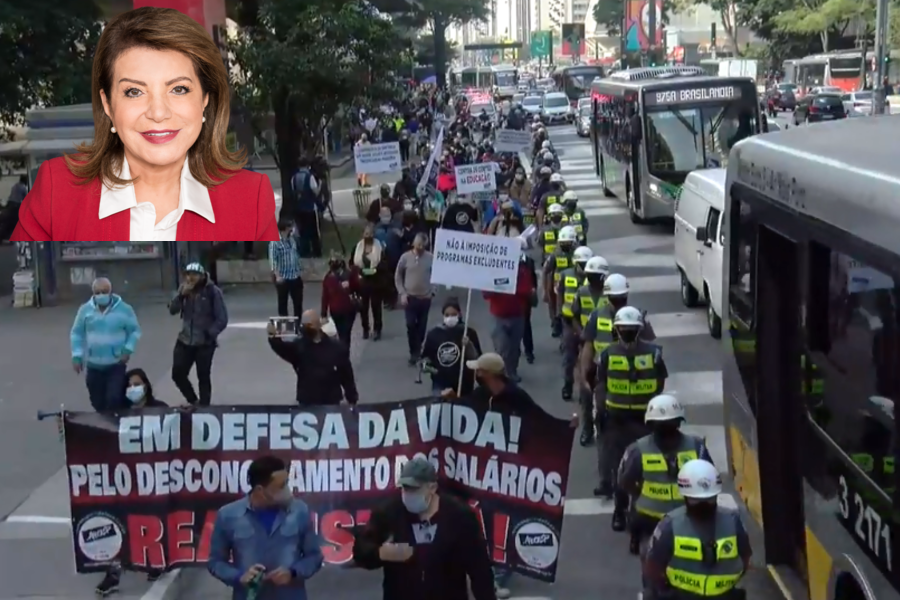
[{"xmin": 541, "ymin": 127, "xmax": 728, "ymax": 475}]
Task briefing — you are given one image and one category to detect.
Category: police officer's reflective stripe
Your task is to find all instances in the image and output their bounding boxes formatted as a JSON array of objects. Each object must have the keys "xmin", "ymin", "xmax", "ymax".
[
  {"xmin": 561, "ymin": 275, "xmax": 579, "ymax": 317},
  {"xmin": 605, "ymin": 345, "xmax": 659, "ymax": 410},
  {"xmin": 542, "ymin": 229, "xmax": 557, "ymax": 255},
  {"xmin": 554, "ymin": 253, "xmax": 570, "ymax": 283},
  {"xmin": 568, "ymin": 212, "xmax": 584, "ymax": 234},
  {"xmin": 592, "ymin": 314, "xmax": 614, "ymax": 357},
  {"xmin": 634, "ymin": 436, "xmax": 700, "ymax": 519},
  {"xmin": 665, "ymin": 506, "xmax": 744, "ymax": 596}
]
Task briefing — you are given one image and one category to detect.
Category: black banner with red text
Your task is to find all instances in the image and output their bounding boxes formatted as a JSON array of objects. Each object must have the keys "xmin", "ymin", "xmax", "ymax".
[{"xmin": 64, "ymin": 397, "xmax": 574, "ymax": 582}]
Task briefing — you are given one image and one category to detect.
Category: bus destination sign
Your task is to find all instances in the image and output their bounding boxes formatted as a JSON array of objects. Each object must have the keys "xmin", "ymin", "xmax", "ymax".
[{"xmin": 645, "ymin": 86, "xmax": 741, "ymax": 106}]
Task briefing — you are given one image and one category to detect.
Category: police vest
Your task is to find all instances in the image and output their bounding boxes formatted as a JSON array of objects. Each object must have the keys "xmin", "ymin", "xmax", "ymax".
[
  {"xmin": 543, "ymin": 194, "xmax": 560, "ymax": 210},
  {"xmin": 592, "ymin": 305, "xmax": 615, "ymax": 359},
  {"xmin": 553, "ymin": 251, "xmax": 572, "ymax": 283},
  {"xmin": 542, "ymin": 227, "xmax": 558, "ymax": 255},
  {"xmin": 633, "ymin": 435, "xmax": 702, "ymax": 519},
  {"xmin": 560, "ymin": 270, "xmax": 580, "ymax": 318},
  {"xmin": 665, "ymin": 506, "xmax": 744, "ymax": 597},
  {"xmin": 576, "ymin": 285, "xmax": 607, "ymax": 327},
  {"xmin": 604, "ymin": 342, "xmax": 661, "ymax": 411},
  {"xmin": 567, "ymin": 211, "xmax": 584, "ymax": 235}
]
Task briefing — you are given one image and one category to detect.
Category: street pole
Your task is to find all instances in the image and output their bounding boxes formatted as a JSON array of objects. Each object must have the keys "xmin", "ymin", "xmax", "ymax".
[
  {"xmin": 873, "ymin": 0, "xmax": 890, "ymax": 114},
  {"xmin": 620, "ymin": 0, "xmax": 627, "ymax": 68},
  {"xmin": 648, "ymin": 0, "xmax": 656, "ymax": 66}
]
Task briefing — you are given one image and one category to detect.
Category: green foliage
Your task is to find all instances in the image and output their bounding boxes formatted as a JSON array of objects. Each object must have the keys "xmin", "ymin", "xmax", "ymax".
[
  {"xmin": 772, "ymin": 0, "xmax": 874, "ymax": 40},
  {"xmin": 0, "ymin": 0, "xmax": 101, "ymax": 135},
  {"xmin": 395, "ymin": 0, "xmax": 490, "ymax": 29},
  {"xmin": 891, "ymin": 0, "xmax": 900, "ymax": 49},
  {"xmin": 729, "ymin": 0, "xmax": 826, "ymax": 63}
]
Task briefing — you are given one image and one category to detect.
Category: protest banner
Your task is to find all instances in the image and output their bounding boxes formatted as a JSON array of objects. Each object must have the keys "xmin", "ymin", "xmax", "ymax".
[
  {"xmin": 431, "ymin": 229, "xmax": 522, "ymax": 392},
  {"xmin": 353, "ymin": 142, "xmax": 401, "ymax": 175},
  {"xmin": 64, "ymin": 398, "xmax": 574, "ymax": 582},
  {"xmin": 416, "ymin": 126, "xmax": 444, "ymax": 201},
  {"xmin": 455, "ymin": 163, "xmax": 497, "ymax": 195},
  {"xmin": 494, "ymin": 129, "xmax": 533, "ymax": 154}
]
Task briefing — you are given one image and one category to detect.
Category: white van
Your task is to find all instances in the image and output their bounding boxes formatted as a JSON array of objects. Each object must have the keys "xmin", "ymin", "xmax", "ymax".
[{"xmin": 673, "ymin": 168, "xmax": 726, "ymax": 339}]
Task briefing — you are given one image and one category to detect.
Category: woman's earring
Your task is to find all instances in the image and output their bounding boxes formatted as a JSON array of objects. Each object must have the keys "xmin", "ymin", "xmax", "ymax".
[
  {"xmin": 202, "ymin": 116, "xmax": 206, "ymax": 123},
  {"xmin": 111, "ymin": 126, "xmax": 116, "ymax": 133}
]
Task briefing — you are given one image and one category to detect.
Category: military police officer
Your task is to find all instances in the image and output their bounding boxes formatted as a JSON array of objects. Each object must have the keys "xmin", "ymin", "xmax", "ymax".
[
  {"xmin": 642, "ymin": 459, "xmax": 751, "ymax": 600},
  {"xmin": 592, "ymin": 306, "xmax": 668, "ymax": 512},
  {"xmin": 558, "ymin": 246, "xmax": 594, "ymax": 401},
  {"xmin": 543, "ymin": 225, "xmax": 577, "ymax": 338},
  {"xmin": 536, "ymin": 173, "xmax": 566, "ymax": 224},
  {"xmin": 618, "ymin": 394, "xmax": 713, "ymax": 552},
  {"xmin": 539, "ymin": 203, "xmax": 567, "ymax": 266},
  {"xmin": 561, "ymin": 190, "xmax": 589, "ymax": 245}
]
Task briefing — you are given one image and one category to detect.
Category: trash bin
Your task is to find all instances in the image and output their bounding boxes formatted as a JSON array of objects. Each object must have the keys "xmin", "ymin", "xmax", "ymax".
[{"xmin": 353, "ymin": 189, "xmax": 371, "ymax": 219}]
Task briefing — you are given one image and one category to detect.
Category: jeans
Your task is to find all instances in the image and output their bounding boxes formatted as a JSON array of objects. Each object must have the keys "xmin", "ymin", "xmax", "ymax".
[
  {"xmin": 491, "ymin": 316, "xmax": 525, "ymax": 377},
  {"xmin": 85, "ymin": 363, "xmax": 128, "ymax": 412},
  {"xmin": 172, "ymin": 341, "xmax": 217, "ymax": 406},
  {"xmin": 359, "ymin": 278, "xmax": 383, "ymax": 333},
  {"xmin": 522, "ymin": 304, "xmax": 534, "ymax": 356},
  {"xmin": 275, "ymin": 277, "xmax": 303, "ymax": 317},
  {"xmin": 404, "ymin": 296, "xmax": 432, "ymax": 357},
  {"xmin": 331, "ymin": 311, "xmax": 356, "ymax": 349}
]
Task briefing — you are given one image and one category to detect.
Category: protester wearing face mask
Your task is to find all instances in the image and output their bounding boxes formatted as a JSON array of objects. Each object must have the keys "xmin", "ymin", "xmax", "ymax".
[
  {"xmin": 592, "ymin": 306, "xmax": 667, "ymax": 507},
  {"xmin": 420, "ymin": 298, "xmax": 482, "ymax": 396},
  {"xmin": 267, "ymin": 309, "xmax": 358, "ymax": 406},
  {"xmin": 353, "ymin": 224, "xmax": 387, "ymax": 340},
  {"xmin": 618, "ymin": 395, "xmax": 713, "ymax": 556},
  {"xmin": 321, "ymin": 255, "xmax": 361, "ymax": 348},
  {"xmin": 366, "ymin": 183, "xmax": 402, "ymax": 224},
  {"xmin": 92, "ymin": 367, "xmax": 161, "ymax": 596},
  {"xmin": 642, "ymin": 460, "xmax": 751, "ymax": 599},
  {"xmin": 486, "ymin": 196, "xmax": 524, "ymax": 238},
  {"xmin": 508, "ymin": 168, "xmax": 533, "ymax": 225},
  {"xmin": 440, "ymin": 190, "xmax": 477, "ymax": 233},
  {"xmin": 529, "ymin": 165, "xmax": 552, "ymax": 214},
  {"xmin": 353, "ymin": 457, "xmax": 497, "ymax": 600},
  {"xmin": 70, "ymin": 277, "xmax": 141, "ymax": 412},
  {"xmin": 209, "ymin": 456, "xmax": 324, "ymax": 599}
]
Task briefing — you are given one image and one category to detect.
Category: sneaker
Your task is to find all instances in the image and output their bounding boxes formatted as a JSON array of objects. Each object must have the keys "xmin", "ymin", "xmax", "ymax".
[
  {"xmin": 147, "ymin": 568, "xmax": 163, "ymax": 582},
  {"xmin": 495, "ymin": 585, "xmax": 512, "ymax": 599},
  {"xmin": 95, "ymin": 573, "xmax": 120, "ymax": 597}
]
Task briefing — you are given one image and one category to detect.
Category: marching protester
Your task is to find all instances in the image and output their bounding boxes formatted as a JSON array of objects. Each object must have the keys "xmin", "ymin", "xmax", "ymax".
[
  {"xmin": 374, "ymin": 206, "xmax": 403, "ymax": 309},
  {"xmin": 366, "ymin": 184, "xmax": 402, "ymax": 224},
  {"xmin": 440, "ymin": 195, "xmax": 477, "ymax": 233},
  {"xmin": 519, "ymin": 238, "xmax": 538, "ymax": 365},
  {"xmin": 420, "ymin": 297, "xmax": 482, "ymax": 396},
  {"xmin": 209, "ymin": 455, "xmax": 324, "ymax": 600},
  {"xmin": 642, "ymin": 459, "xmax": 751, "ymax": 598},
  {"xmin": 321, "ymin": 254, "xmax": 361, "ymax": 349},
  {"xmin": 352, "ymin": 457, "xmax": 498, "ymax": 600},
  {"xmin": 395, "ymin": 232, "xmax": 435, "ymax": 365},
  {"xmin": 70, "ymin": 277, "xmax": 141, "ymax": 411},
  {"xmin": 267, "ymin": 309, "xmax": 359, "ymax": 406},
  {"xmin": 353, "ymin": 223, "xmax": 386, "ymax": 340},
  {"xmin": 269, "ymin": 219, "xmax": 304, "ymax": 317},
  {"xmin": 169, "ymin": 263, "xmax": 228, "ymax": 407},
  {"xmin": 483, "ymin": 242, "xmax": 537, "ymax": 382}
]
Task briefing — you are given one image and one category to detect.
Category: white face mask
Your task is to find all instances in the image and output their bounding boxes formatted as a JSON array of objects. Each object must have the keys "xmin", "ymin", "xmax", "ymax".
[
  {"xmin": 443, "ymin": 315, "xmax": 459, "ymax": 327},
  {"xmin": 126, "ymin": 385, "xmax": 145, "ymax": 404}
]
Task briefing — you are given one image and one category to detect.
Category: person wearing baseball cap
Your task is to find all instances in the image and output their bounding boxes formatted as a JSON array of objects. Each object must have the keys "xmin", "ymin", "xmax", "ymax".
[{"xmin": 352, "ymin": 457, "xmax": 497, "ymax": 600}]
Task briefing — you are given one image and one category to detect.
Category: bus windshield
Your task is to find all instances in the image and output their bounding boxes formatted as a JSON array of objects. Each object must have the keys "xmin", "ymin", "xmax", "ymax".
[
  {"xmin": 829, "ymin": 56, "xmax": 863, "ymax": 76},
  {"xmin": 559, "ymin": 68, "xmax": 603, "ymax": 100},
  {"xmin": 494, "ymin": 71, "xmax": 516, "ymax": 87},
  {"xmin": 645, "ymin": 100, "xmax": 758, "ymax": 177}
]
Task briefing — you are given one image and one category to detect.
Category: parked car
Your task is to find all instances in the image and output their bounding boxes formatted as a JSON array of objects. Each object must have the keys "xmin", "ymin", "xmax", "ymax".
[
  {"xmin": 765, "ymin": 84, "xmax": 797, "ymax": 114},
  {"xmin": 842, "ymin": 90, "xmax": 874, "ymax": 116},
  {"xmin": 794, "ymin": 92, "xmax": 847, "ymax": 124},
  {"xmin": 541, "ymin": 92, "xmax": 572, "ymax": 124},
  {"xmin": 575, "ymin": 106, "xmax": 591, "ymax": 137}
]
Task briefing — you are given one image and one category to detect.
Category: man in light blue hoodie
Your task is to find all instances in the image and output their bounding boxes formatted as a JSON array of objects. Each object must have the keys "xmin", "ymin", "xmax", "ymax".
[{"xmin": 70, "ymin": 277, "xmax": 142, "ymax": 411}]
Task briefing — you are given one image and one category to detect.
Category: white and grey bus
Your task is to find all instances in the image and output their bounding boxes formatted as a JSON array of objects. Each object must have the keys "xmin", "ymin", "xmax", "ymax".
[
  {"xmin": 724, "ymin": 116, "xmax": 900, "ymax": 600},
  {"xmin": 590, "ymin": 66, "xmax": 762, "ymax": 223}
]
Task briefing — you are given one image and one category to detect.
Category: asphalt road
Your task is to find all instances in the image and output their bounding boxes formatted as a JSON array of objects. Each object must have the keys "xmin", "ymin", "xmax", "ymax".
[{"xmin": 0, "ymin": 124, "xmax": 785, "ymax": 600}]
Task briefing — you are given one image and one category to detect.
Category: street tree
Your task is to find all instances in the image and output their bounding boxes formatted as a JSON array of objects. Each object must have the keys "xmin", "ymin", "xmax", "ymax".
[
  {"xmin": 771, "ymin": 0, "xmax": 874, "ymax": 52},
  {"xmin": 0, "ymin": 0, "xmax": 101, "ymax": 138},
  {"xmin": 228, "ymin": 0, "xmax": 405, "ymax": 208},
  {"xmin": 393, "ymin": 0, "xmax": 489, "ymax": 88}
]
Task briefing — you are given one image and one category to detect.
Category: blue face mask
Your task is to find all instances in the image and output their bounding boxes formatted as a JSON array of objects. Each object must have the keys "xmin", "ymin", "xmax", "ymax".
[
  {"xmin": 126, "ymin": 385, "xmax": 145, "ymax": 404},
  {"xmin": 94, "ymin": 294, "xmax": 111, "ymax": 307},
  {"xmin": 401, "ymin": 489, "xmax": 430, "ymax": 514}
]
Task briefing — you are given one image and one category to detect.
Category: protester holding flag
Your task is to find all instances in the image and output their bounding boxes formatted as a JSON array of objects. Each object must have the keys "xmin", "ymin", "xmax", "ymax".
[
  {"xmin": 208, "ymin": 455, "xmax": 324, "ymax": 599},
  {"xmin": 352, "ymin": 457, "xmax": 498, "ymax": 600}
]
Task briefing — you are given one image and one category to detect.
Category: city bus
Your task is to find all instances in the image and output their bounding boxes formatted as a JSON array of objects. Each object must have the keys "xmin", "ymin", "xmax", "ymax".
[
  {"xmin": 552, "ymin": 64, "xmax": 605, "ymax": 105},
  {"xmin": 724, "ymin": 116, "xmax": 900, "ymax": 600},
  {"xmin": 787, "ymin": 52, "xmax": 867, "ymax": 94},
  {"xmin": 589, "ymin": 65, "xmax": 761, "ymax": 224}
]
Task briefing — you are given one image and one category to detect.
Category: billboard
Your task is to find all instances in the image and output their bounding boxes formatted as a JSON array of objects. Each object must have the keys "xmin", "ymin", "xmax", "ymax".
[
  {"xmin": 561, "ymin": 23, "xmax": 586, "ymax": 56},
  {"xmin": 625, "ymin": 0, "xmax": 664, "ymax": 52}
]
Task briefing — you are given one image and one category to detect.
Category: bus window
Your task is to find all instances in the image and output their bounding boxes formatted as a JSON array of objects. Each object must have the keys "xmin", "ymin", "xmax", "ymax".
[{"xmin": 727, "ymin": 187, "xmax": 757, "ymax": 414}]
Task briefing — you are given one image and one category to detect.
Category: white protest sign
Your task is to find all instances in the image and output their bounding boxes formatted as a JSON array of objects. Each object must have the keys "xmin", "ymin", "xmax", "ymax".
[
  {"xmin": 431, "ymin": 229, "xmax": 521, "ymax": 293},
  {"xmin": 354, "ymin": 142, "xmax": 401, "ymax": 175},
  {"xmin": 494, "ymin": 129, "xmax": 533, "ymax": 154},
  {"xmin": 454, "ymin": 163, "xmax": 497, "ymax": 195}
]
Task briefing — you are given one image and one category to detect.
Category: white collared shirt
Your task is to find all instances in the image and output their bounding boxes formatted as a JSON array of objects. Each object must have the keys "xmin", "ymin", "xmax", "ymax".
[{"xmin": 98, "ymin": 157, "xmax": 215, "ymax": 241}]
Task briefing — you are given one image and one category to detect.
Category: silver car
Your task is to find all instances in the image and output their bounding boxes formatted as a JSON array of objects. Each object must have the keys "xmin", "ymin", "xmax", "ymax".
[
  {"xmin": 541, "ymin": 92, "xmax": 572, "ymax": 124},
  {"xmin": 575, "ymin": 106, "xmax": 591, "ymax": 137},
  {"xmin": 842, "ymin": 90, "xmax": 874, "ymax": 116}
]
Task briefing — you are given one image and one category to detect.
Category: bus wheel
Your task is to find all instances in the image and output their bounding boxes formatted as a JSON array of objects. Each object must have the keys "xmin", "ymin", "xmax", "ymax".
[
  {"xmin": 627, "ymin": 182, "xmax": 644, "ymax": 224},
  {"xmin": 835, "ymin": 574, "xmax": 866, "ymax": 600}
]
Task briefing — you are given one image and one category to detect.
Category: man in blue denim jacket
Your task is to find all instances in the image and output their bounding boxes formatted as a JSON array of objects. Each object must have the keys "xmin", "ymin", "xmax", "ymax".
[{"xmin": 208, "ymin": 456, "xmax": 324, "ymax": 600}]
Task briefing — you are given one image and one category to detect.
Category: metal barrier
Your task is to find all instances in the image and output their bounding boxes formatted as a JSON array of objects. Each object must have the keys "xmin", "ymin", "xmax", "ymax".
[{"xmin": 352, "ymin": 189, "xmax": 372, "ymax": 219}]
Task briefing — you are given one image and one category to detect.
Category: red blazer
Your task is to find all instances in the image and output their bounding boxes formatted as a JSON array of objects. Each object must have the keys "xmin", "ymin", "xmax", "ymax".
[{"xmin": 10, "ymin": 157, "xmax": 279, "ymax": 241}]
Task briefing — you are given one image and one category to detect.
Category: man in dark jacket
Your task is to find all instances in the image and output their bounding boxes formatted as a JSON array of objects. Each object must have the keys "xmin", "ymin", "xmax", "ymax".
[
  {"xmin": 266, "ymin": 309, "xmax": 359, "ymax": 405},
  {"xmin": 168, "ymin": 262, "xmax": 228, "ymax": 406},
  {"xmin": 291, "ymin": 158, "xmax": 324, "ymax": 258},
  {"xmin": 353, "ymin": 458, "xmax": 496, "ymax": 600}
]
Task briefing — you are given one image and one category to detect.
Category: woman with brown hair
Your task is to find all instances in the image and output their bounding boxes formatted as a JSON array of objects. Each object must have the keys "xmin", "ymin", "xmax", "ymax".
[{"xmin": 11, "ymin": 7, "xmax": 278, "ymax": 242}]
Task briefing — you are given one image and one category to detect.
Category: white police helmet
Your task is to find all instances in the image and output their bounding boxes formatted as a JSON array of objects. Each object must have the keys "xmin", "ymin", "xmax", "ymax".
[
  {"xmin": 573, "ymin": 246, "xmax": 593, "ymax": 264},
  {"xmin": 603, "ymin": 273, "xmax": 629, "ymax": 296},
  {"xmin": 613, "ymin": 306, "xmax": 644, "ymax": 327},
  {"xmin": 645, "ymin": 394, "xmax": 685, "ymax": 423},
  {"xmin": 584, "ymin": 256, "xmax": 610, "ymax": 275},
  {"xmin": 677, "ymin": 460, "xmax": 722, "ymax": 499},
  {"xmin": 558, "ymin": 226, "xmax": 578, "ymax": 243}
]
